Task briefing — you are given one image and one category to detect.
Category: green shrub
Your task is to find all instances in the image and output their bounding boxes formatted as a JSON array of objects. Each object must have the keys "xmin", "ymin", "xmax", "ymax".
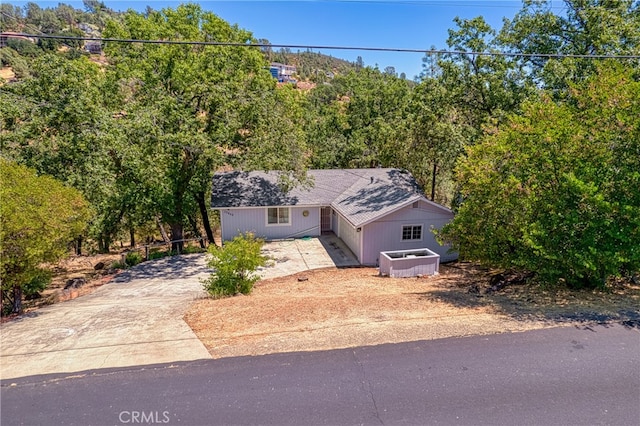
[
  {"xmin": 23, "ymin": 269, "xmax": 51, "ymax": 298},
  {"xmin": 0, "ymin": 48, "xmax": 30, "ymax": 78},
  {"xmin": 111, "ymin": 260, "xmax": 126, "ymax": 269},
  {"xmin": 1, "ymin": 269, "xmax": 51, "ymax": 314},
  {"xmin": 110, "ymin": 252, "xmax": 143, "ymax": 269},
  {"xmin": 201, "ymin": 233, "xmax": 269, "ymax": 298},
  {"xmin": 125, "ymin": 251, "xmax": 143, "ymax": 267},
  {"xmin": 182, "ymin": 244, "xmax": 206, "ymax": 254},
  {"xmin": 64, "ymin": 48, "xmax": 86, "ymax": 60},
  {"xmin": 7, "ymin": 38, "xmax": 41, "ymax": 57},
  {"xmin": 148, "ymin": 250, "xmax": 169, "ymax": 260}
]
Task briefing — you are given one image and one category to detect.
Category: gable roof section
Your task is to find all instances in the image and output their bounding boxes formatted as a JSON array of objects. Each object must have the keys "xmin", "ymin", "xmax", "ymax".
[
  {"xmin": 331, "ymin": 169, "xmax": 422, "ymax": 227},
  {"xmin": 211, "ymin": 168, "xmax": 451, "ymax": 226}
]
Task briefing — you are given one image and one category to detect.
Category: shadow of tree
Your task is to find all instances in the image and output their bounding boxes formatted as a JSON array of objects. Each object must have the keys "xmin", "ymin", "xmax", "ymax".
[
  {"xmin": 2, "ymin": 310, "xmax": 42, "ymax": 323},
  {"xmin": 212, "ymin": 171, "xmax": 299, "ymax": 207},
  {"xmin": 336, "ymin": 169, "xmax": 421, "ymax": 216},
  {"xmin": 420, "ymin": 263, "xmax": 640, "ymax": 330},
  {"xmin": 110, "ymin": 253, "xmax": 213, "ymax": 283}
]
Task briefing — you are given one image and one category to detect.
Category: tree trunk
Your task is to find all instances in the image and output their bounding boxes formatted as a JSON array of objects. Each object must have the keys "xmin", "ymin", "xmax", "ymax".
[
  {"xmin": 129, "ymin": 227, "xmax": 135, "ymax": 248},
  {"xmin": 187, "ymin": 214, "xmax": 205, "ymax": 249},
  {"xmin": 156, "ymin": 216, "xmax": 170, "ymax": 243},
  {"xmin": 170, "ymin": 222, "xmax": 184, "ymax": 254},
  {"xmin": 196, "ymin": 191, "xmax": 215, "ymax": 246},
  {"xmin": 75, "ymin": 235, "xmax": 83, "ymax": 256},
  {"xmin": 12, "ymin": 285, "xmax": 22, "ymax": 314},
  {"xmin": 98, "ymin": 234, "xmax": 112, "ymax": 254},
  {"xmin": 99, "ymin": 209, "xmax": 125, "ymax": 253},
  {"xmin": 431, "ymin": 162, "xmax": 437, "ymax": 201},
  {"xmin": 168, "ymin": 147, "xmax": 195, "ymax": 254}
]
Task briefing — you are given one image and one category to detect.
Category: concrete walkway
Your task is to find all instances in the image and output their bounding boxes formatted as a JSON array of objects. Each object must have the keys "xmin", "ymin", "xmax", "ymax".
[
  {"xmin": 0, "ymin": 237, "xmax": 359, "ymax": 380},
  {"xmin": 258, "ymin": 234, "xmax": 360, "ymax": 279}
]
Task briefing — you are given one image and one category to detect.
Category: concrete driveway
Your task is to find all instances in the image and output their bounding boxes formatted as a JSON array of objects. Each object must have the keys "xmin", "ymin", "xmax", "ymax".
[
  {"xmin": 1, "ymin": 254, "xmax": 212, "ymax": 380},
  {"xmin": 1, "ymin": 237, "xmax": 359, "ymax": 380}
]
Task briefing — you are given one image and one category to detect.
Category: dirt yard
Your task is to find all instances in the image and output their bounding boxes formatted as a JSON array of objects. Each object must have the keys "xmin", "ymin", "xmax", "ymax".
[
  {"xmin": 2, "ymin": 253, "xmax": 123, "ymax": 320},
  {"xmin": 184, "ymin": 264, "xmax": 640, "ymax": 359}
]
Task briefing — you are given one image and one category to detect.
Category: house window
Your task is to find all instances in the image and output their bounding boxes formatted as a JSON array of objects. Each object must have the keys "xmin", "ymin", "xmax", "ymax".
[
  {"xmin": 267, "ymin": 207, "xmax": 290, "ymax": 225},
  {"xmin": 401, "ymin": 225, "xmax": 422, "ymax": 241}
]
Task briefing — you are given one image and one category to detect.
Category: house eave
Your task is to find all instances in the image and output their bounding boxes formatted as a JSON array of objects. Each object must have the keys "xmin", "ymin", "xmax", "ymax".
[
  {"xmin": 212, "ymin": 203, "xmax": 327, "ymax": 210},
  {"xmin": 421, "ymin": 197, "xmax": 454, "ymax": 215}
]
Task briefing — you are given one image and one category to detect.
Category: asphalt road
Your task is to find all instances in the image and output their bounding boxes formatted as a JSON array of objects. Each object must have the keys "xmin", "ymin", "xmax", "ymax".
[{"xmin": 2, "ymin": 324, "xmax": 638, "ymax": 426}]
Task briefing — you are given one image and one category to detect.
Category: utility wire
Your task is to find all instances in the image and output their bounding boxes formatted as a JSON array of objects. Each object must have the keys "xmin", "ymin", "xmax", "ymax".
[
  {"xmin": 11, "ymin": 33, "xmax": 640, "ymax": 60},
  {"xmin": 0, "ymin": 11, "xmax": 45, "ymax": 37},
  {"xmin": 187, "ymin": 0, "xmax": 568, "ymax": 10}
]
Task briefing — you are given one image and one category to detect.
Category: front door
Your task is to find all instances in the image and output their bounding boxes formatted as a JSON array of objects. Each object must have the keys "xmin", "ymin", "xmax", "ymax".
[{"xmin": 320, "ymin": 207, "xmax": 332, "ymax": 234}]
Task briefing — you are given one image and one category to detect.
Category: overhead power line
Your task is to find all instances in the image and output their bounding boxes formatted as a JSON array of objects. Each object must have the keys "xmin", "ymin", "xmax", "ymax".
[
  {"xmin": 11, "ymin": 33, "xmax": 640, "ymax": 60},
  {"xmin": 0, "ymin": 11, "xmax": 45, "ymax": 36},
  {"xmin": 163, "ymin": 0, "xmax": 568, "ymax": 10}
]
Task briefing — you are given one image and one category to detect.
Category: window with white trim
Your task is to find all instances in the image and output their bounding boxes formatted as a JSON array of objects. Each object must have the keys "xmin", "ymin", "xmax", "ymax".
[
  {"xmin": 401, "ymin": 225, "xmax": 422, "ymax": 241},
  {"xmin": 267, "ymin": 207, "xmax": 290, "ymax": 225}
]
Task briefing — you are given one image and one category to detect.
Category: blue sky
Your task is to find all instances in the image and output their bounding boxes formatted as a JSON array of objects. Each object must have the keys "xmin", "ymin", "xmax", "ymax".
[{"xmin": 10, "ymin": 1, "xmax": 537, "ymax": 79}]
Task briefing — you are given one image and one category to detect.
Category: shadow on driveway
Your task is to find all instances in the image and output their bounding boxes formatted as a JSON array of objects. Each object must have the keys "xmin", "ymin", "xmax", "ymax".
[{"xmin": 110, "ymin": 253, "xmax": 213, "ymax": 283}]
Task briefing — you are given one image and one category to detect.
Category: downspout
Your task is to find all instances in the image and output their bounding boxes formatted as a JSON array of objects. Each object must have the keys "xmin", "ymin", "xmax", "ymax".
[
  {"xmin": 359, "ymin": 224, "xmax": 364, "ymax": 264},
  {"xmin": 219, "ymin": 209, "xmax": 225, "ymax": 244}
]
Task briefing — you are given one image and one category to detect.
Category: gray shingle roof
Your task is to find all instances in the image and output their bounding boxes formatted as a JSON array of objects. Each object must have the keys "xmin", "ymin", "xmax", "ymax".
[
  {"xmin": 332, "ymin": 170, "xmax": 423, "ymax": 227},
  {"xmin": 211, "ymin": 168, "xmax": 429, "ymax": 227}
]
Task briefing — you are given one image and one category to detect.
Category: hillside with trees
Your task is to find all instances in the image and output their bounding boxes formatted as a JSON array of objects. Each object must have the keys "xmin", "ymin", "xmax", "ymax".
[
  {"xmin": 0, "ymin": 0, "xmax": 639, "ymax": 313},
  {"xmin": 261, "ymin": 43, "xmax": 360, "ymax": 82}
]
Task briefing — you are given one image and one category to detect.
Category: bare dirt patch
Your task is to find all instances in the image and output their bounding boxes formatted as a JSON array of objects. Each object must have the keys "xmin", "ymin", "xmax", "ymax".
[
  {"xmin": 0, "ymin": 67, "xmax": 16, "ymax": 82},
  {"xmin": 184, "ymin": 263, "xmax": 639, "ymax": 358},
  {"xmin": 44, "ymin": 253, "xmax": 122, "ymax": 298},
  {"xmin": 2, "ymin": 253, "xmax": 122, "ymax": 322}
]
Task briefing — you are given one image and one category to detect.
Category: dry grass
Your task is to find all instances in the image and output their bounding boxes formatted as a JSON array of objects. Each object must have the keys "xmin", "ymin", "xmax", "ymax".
[
  {"xmin": 15, "ymin": 253, "xmax": 122, "ymax": 315},
  {"xmin": 184, "ymin": 263, "xmax": 639, "ymax": 359},
  {"xmin": 0, "ymin": 67, "xmax": 16, "ymax": 83}
]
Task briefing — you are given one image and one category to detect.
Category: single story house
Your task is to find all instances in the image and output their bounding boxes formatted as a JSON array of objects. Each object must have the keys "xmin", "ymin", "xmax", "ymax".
[{"xmin": 211, "ymin": 168, "xmax": 457, "ymax": 265}]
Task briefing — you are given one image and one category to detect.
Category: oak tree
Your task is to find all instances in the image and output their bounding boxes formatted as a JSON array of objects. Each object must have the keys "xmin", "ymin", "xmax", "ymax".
[
  {"xmin": 0, "ymin": 160, "xmax": 92, "ymax": 314},
  {"xmin": 440, "ymin": 63, "xmax": 640, "ymax": 288}
]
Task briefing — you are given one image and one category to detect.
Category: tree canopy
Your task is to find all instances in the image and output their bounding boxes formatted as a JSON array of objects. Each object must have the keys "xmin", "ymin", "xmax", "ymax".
[
  {"xmin": 439, "ymin": 63, "xmax": 640, "ymax": 288},
  {"xmin": 499, "ymin": 0, "xmax": 640, "ymax": 89},
  {"xmin": 0, "ymin": 160, "xmax": 92, "ymax": 313},
  {"xmin": 101, "ymin": 3, "xmax": 309, "ymax": 252}
]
